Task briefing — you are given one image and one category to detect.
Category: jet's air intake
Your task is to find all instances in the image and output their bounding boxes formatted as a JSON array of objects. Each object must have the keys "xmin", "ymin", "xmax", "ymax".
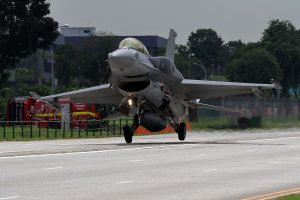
[
  {"xmin": 117, "ymin": 80, "xmax": 150, "ymax": 92},
  {"xmin": 116, "ymin": 78, "xmax": 164, "ymax": 108}
]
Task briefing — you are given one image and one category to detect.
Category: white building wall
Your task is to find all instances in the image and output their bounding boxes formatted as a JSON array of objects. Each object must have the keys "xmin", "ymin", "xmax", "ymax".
[{"xmin": 61, "ymin": 27, "xmax": 96, "ymax": 37}]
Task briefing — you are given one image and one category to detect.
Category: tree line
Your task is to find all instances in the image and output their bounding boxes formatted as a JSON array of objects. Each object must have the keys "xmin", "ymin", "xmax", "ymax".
[
  {"xmin": 53, "ymin": 19, "xmax": 300, "ymax": 99},
  {"xmin": 176, "ymin": 19, "xmax": 300, "ymax": 98},
  {"xmin": 0, "ymin": 0, "xmax": 299, "ymax": 110}
]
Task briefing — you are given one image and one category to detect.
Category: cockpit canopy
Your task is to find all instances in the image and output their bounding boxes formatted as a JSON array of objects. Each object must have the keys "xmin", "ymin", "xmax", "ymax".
[{"xmin": 119, "ymin": 38, "xmax": 150, "ymax": 56}]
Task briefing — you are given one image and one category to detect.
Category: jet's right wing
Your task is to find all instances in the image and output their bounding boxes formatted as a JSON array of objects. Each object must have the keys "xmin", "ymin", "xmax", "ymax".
[
  {"xmin": 178, "ymin": 79, "xmax": 276, "ymax": 100},
  {"xmin": 42, "ymin": 84, "xmax": 123, "ymax": 105}
]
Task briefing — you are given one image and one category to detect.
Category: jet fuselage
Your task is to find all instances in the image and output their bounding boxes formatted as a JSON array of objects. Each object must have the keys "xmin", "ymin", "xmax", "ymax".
[{"xmin": 108, "ymin": 45, "xmax": 187, "ymax": 131}]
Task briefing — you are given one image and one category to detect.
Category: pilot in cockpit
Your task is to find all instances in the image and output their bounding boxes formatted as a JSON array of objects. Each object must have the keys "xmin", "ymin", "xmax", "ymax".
[{"xmin": 119, "ymin": 38, "xmax": 150, "ymax": 56}]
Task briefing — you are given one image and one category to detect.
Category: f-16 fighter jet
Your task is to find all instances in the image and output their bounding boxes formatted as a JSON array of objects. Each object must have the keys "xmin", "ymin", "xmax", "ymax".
[{"xmin": 43, "ymin": 29, "xmax": 274, "ymax": 143}]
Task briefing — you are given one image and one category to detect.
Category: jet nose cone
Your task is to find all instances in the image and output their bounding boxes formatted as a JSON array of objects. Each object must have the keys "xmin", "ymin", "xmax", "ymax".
[
  {"xmin": 108, "ymin": 49, "xmax": 137, "ymax": 67},
  {"xmin": 108, "ymin": 48, "xmax": 144, "ymax": 76}
]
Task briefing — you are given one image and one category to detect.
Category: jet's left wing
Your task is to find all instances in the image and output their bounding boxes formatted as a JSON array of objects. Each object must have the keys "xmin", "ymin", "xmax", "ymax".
[
  {"xmin": 178, "ymin": 79, "xmax": 275, "ymax": 100},
  {"xmin": 42, "ymin": 84, "xmax": 123, "ymax": 104}
]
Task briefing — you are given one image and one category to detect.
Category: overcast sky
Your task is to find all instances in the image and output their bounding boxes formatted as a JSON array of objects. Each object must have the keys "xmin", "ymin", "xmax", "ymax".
[{"xmin": 48, "ymin": 0, "xmax": 300, "ymax": 44}]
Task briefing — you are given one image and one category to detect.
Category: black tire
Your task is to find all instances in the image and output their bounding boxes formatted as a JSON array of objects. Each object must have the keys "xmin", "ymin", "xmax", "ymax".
[
  {"xmin": 177, "ymin": 123, "xmax": 186, "ymax": 141},
  {"xmin": 123, "ymin": 125, "xmax": 133, "ymax": 143}
]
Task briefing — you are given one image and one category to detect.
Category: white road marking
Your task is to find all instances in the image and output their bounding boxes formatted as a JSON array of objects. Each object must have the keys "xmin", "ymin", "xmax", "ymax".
[
  {"xmin": 130, "ymin": 159, "xmax": 144, "ymax": 162},
  {"xmin": 115, "ymin": 180, "xmax": 134, "ymax": 184},
  {"xmin": 203, "ymin": 169, "xmax": 217, "ymax": 172},
  {"xmin": 271, "ymin": 162, "xmax": 281, "ymax": 164},
  {"xmin": 0, "ymin": 196, "xmax": 20, "ymax": 200},
  {"xmin": 44, "ymin": 167, "xmax": 63, "ymax": 170},
  {"xmin": 237, "ymin": 136, "xmax": 300, "ymax": 143},
  {"xmin": 1, "ymin": 136, "xmax": 299, "ymax": 160},
  {"xmin": 290, "ymin": 145, "xmax": 299, "ymax": 148},
  {"xmin": 196, "ymin": 154, "xmax": 208, "ymax": 157},
  {"xmin": 246, "ymin": 149, "xmax": 257, "ymax": 152},
  {"xmin": 0, "ymin": 149, "xmax": 47, "ymax": 154},
  {"xmin": 0, "ymin": 144, "xmax": 197, "ymax": 160}
]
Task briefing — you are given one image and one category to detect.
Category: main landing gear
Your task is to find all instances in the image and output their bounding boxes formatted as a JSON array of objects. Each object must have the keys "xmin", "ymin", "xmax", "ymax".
[
  {"xmin": 123, "ymin": 116, "xmax": 187, "ymax": 143},
  {"xmin": 176, "ymin": 122, "xmax": 186, "ymax": 141}
]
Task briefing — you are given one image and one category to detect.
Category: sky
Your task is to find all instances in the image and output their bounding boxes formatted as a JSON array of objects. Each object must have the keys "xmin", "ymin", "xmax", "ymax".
[{"xmin": 48, "ymin": 0, "xmax": 300, "ymax": 44}]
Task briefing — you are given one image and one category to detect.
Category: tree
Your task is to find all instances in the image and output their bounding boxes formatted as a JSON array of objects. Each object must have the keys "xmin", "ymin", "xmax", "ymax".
[
  {"xmin": 262, "ymin": 19, "xmax": 296, "ymax": 48},
  {"xmin": 174, "ymin": 44, "xmax": 205, "ymax": 79},
  {"xmin": 15, "ymin": 68, "xmax": 34, "ymax": 83},
  {"xmin": 174, "ymin": 45, "xmax": 189, "ymax": 78},
  {"xmin": 187, "ymin": 28, "xmax": 224, "ymax": 69},
  {"xmin": 273, "ymin": 43, "xmax": 300, "ymax": 96},
  {"xmin": 225, "ymin": 40, "xmax": 245, "ymax": 57},
  {"xmin": 0, "ymin": 0, "xmax": 59, "ymax": 87},
  {"xmin": 261, "ymin": 19, "xmax": 300, "ymax": 96},
  {"xmin": 55, "ymin": 45, "xmax": 80, "ymax": 87},
  {"xmin": 0, "ymin": 87, "xmax": 13, "ymax": 119},
  {"xmin": 78, "ymin": 36, "xmax": 115, "ymax": 86},
  {"xmin": 52, "ymin": 36, "xmax": 116, "ymax": 88},
  {"xmin": 175, "ymin": 44, "xmax": 189, "ymax": 57},
  {"xmin": 226, "ymin": 47, "xmax": 280, "ymax": 84}
]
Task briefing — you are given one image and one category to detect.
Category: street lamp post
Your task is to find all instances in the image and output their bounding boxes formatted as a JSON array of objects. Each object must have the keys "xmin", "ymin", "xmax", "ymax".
[
  {"xmin": 193, "ymin": 63, "xmax": 207, "ymax": 80},
  {"xmin": 51, "ymin": 45, "xmax": 54, "ymax": 94},
  {"xmin": 188, "ymin": 53, "xmax": 194, "ymax": 79}
]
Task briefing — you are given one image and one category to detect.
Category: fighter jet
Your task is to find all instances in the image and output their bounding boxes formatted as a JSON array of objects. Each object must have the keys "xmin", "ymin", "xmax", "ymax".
[{"xmin": 42, "ymin": 29, "xmax": 275, "ymax": 143}]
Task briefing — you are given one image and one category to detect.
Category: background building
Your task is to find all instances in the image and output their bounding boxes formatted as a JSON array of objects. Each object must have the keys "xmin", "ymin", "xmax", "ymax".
[
  {"xmin": 12, "ymin": 26, "xmax": 167, "ymax": 84},
  {"xmin": 60, "ymin": 26, "xmax": 96, "ymax": 37}
]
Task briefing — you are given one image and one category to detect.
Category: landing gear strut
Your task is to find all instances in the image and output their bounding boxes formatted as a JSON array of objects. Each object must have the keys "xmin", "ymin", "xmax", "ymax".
[{"xmin": 176, "ymin": 122, "xmax": 186, "ymax": 141}]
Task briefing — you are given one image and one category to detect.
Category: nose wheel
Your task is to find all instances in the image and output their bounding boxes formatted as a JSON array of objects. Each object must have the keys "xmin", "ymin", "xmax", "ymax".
[
  {"xmin": 123, "ymin": 125, "xmax": 134, "ymax": 143},
  {"xmin": 123, "ymin": 114, "xmax": 139, "ymax": 143},
  {"xmin": 176, "ymin": 122, "xmax": 186, "ymax": 141}
]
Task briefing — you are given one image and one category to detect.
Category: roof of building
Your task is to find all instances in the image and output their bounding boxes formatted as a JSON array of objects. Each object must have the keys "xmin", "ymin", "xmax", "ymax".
[{"xmin": 62, "ymin": 35, "xmax": 167, "ymax": 51}]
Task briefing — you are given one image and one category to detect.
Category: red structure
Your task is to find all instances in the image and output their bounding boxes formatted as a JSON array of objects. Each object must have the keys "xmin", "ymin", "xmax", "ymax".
[{"xmin": 6, "ymin": 96, "xmax": 102, "ymax": 129}]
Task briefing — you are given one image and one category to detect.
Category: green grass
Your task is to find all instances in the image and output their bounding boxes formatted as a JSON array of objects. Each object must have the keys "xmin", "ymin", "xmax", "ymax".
[
  {"xmin": 277, "ymin": 194, "xmax": 300, "ymax": 200},
  {"xmin": 0, "ymin": 119, "xmax": 133, "ymax": 141},
  {"xmin": 190, "ymin": 117, "xmax": 235, "ymax": 130},
  {"xmin": 1, "ymin": 116, "xmax": 299, "ymax": 141},
  {"xmin": 190, "ymin": 116, "xmax": 300, "ymax": 130},
  {"xmin": 0, "ymin": 126, "xmax": 123, "ymax": 141},
  {"xmin": 262, "ymin": 117, "xmax": 300, "ymax": 129}
]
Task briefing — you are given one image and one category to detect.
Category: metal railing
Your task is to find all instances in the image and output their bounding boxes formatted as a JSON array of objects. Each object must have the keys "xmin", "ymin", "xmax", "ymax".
[
  {"xmin": 0, "ymin": 119, "xmax": 133, "ymax": 141},
  {"xmin": 198, "ymin": 97, "xmax": 300, "ymax": 119}
]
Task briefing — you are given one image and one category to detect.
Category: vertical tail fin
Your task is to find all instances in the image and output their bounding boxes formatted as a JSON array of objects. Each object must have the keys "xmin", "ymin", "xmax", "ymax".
[{"xmin": 165, "ymin": 29, "xmax": 177, "ymax": 62}]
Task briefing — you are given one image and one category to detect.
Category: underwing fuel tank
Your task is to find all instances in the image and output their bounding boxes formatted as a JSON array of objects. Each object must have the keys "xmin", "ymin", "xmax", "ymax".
[
  {"xmin": 140, "ymin": 111, "xmax": 167, "ymax": 132},
  {"xmin": 116, "ymin": 78, "xmax": 164, "ymax": 108}
]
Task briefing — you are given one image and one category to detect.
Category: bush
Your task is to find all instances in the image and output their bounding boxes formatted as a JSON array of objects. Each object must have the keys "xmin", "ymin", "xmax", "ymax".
[{"xmin": 238, "ymin": 116, "xmax": 262, "ymax": 129}]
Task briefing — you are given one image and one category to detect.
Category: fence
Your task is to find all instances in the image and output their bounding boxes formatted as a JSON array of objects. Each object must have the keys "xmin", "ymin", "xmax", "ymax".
[
  {"xmin": 1, "ymin": 97, "xmax": 299, "ymax": 140},
  {"xmin": 0, "ymin": 119, "xmax": 133, "ymax": 141},
  {"xmin": 198, "ymin": 97, "xmax": 300, "ymax": 119}
]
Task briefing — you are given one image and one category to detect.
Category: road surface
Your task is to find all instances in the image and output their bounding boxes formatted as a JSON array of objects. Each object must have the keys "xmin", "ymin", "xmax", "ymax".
[{"xmin": 1, "ymin": 128, "xmax": 300, "ymax": 200}]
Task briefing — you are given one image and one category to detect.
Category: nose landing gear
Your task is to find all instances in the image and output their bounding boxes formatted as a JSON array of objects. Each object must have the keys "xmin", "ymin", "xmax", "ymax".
[
  {"xmin": 123, "ymin": 114, "xmax": 139, "ymax": 143},
  {"xmin": 123, "ymin": 125, "xmax": 134, "ymax": 143},
  {"xmin": 176, "ymin": 122, "xmax": 186, "ymax": 141}
]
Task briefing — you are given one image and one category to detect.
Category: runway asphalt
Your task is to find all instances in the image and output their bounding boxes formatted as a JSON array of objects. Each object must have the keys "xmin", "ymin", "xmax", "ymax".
[{"xmin": 1, "ymin": 128, "xmax": 300, "ymax": 200}]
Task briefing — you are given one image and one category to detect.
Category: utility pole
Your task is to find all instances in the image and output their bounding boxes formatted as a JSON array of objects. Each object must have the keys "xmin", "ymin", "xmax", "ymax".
[
  {"xmin": 51, "ymin": 45, "xmax": 54, "ymax": 94},
  {"xmin": 188, "ymin": 53, "xmax": 194, "ymax": 79}
]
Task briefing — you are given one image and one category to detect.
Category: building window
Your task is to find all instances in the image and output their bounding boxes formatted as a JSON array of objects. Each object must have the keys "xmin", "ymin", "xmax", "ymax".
[{"xmin": 84, "ymin": 29, "xmax": 91, "ymax": 34}]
